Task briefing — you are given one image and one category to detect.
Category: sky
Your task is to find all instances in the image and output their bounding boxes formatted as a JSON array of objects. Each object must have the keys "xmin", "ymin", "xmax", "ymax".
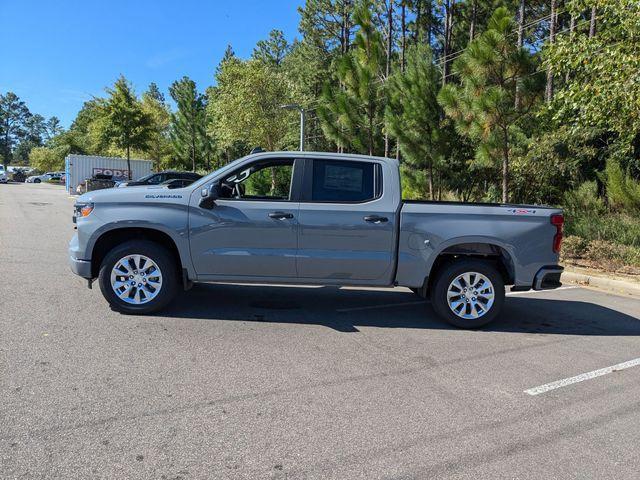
[{"xmin": 0, "ymin": 0, "xmax": 304, "ymax": 127}]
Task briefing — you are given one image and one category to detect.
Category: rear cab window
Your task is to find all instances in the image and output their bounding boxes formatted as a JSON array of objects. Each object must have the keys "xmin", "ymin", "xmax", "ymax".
[{"xmin": 308, "ymin": 159, "xmax": 382, "ymax": 203}]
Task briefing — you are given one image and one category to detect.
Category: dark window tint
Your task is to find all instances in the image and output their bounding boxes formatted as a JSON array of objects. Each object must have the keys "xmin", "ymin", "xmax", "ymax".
[
  {"xmin": 147, "ymin": 174, "xmax": 165, "ymax": 185},
  {"xmin": 311, "ymin": 160, "xmax": 379, "ymax": 202}
]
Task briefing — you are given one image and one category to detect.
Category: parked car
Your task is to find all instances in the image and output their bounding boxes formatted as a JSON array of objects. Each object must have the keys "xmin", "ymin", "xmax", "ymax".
[
  {"xmin": 26, "ymin": 171, "xmax": 64, "ymax": 183},
  {"xmin": 69, "ymin": 151, "xmax": 564, "ymax": 328},
  {"xmin": 0, "ymin": 164, "xmax": 7, "ymax": 184},
  {"xmin": 116, "ymin": 171, "xmax": 201, "ymax": 188}
]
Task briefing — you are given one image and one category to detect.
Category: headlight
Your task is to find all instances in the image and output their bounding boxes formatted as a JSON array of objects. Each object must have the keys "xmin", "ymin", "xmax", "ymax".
[{"xmin": 74, "ymin": 202, "xmax": 94, "ymax": 219}]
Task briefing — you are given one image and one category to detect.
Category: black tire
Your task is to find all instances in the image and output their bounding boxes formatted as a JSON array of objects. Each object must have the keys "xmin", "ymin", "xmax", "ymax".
[
  {"xmin": 430, "ymin": 259, "xmax": 505, "ymax": 328},
  {"xmin": 34, "ymin": 178, "xmax": 41, "ymax": 183},
  {"xmin": 98, "ymin": 240, "xmax": 179, "ymax": 314}
]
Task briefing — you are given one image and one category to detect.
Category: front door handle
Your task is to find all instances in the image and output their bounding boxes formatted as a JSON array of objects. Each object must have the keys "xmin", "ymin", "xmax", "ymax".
[
  {"xmin": 269, "ymin": 211, "xmax": 294, "ymax": 220},
  {"xmin": 364, "ymin": 215, "xmax": 389, "ymax": 223}
]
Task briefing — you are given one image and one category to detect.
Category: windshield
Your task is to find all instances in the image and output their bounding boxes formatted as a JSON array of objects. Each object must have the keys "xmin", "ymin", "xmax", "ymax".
[
  {"xmin": 133, "ymin": 173, "xmax": 156, "ymax": 183},
  {"xmin": 194, "ymin": 154, "xmax": 253, "ymax": 187}
]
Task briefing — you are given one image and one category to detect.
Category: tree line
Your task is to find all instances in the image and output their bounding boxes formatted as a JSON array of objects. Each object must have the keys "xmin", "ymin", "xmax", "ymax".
[{"xmin": 1, "ymin": 0, "xmax": 637, "ymax": 206}]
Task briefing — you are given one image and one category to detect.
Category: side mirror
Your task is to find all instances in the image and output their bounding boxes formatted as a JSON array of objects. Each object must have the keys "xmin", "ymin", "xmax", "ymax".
[{"xmin": 199, "ymin": 181, "xmax": 221, "ymax": 209}]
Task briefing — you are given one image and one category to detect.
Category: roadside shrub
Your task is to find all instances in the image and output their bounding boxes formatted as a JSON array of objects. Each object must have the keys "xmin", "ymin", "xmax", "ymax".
[
  {"xmin": 585, "ymin": 240, "xmax": 626, "ymax": 263},
  {"xmin": 563, "ymin": 181, "xmax": 640, "ymax": 248},
  {"xmin": 604, "ymin": 160, "xmax": 640, "ymax": 212},
  {"xmin": 563, "ymin": 181, "xmax": 606, "ymax": 217},
  {"xmin": 562, "ymin": 236, "xmax": 588, "ymax": 259},
  {"xmin": 584, "ymin": 240, "xmax": 640, "ymax": 269}
]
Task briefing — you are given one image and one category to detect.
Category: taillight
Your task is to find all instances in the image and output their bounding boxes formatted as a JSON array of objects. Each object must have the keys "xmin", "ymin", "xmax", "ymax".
[{"xmin": 551, "ymin": 214, "xmax": 564, "ymax": 253}]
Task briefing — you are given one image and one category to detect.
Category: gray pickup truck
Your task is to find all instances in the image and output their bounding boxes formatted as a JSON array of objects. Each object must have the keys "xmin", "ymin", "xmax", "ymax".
[{"xmin": 69, "ymin": 151, "xmax": 564, "ymax": 328}]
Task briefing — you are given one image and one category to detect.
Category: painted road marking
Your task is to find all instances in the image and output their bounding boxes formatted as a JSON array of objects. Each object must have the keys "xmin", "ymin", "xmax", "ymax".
[
  {"xmin": 525, "ymin": 357, "xmax": 640, "ymax": 396},
  {"xmin": 507, "ymin": 286, "xmax": 578, "ymax": 296}
]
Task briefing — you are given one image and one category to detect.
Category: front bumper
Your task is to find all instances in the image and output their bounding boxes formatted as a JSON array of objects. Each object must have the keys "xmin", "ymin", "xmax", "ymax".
[
  {"xmin": 533, "ymin": 265, "xmax": 564, "ymax": 290},
  {"xmin": 69, "ymin": 256, "xmax": 92, "ymax": 278},
  {"xmin": 68, "ymin": 234, "xmax": 92, "ymax": 278}
]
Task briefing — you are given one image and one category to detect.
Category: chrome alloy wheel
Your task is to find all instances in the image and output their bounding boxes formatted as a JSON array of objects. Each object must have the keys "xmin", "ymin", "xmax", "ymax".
[
  {"xmin": 446, "ymin": 272, "xmax": 495, "ymax": 320},
  {"xmin": 110, "ymin": 255, "xmax": 163, "ymax": 305}
]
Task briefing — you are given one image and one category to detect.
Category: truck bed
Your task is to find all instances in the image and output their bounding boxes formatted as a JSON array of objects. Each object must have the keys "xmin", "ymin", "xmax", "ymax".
[{"xmin": 395, "ymin": 200, "xmax": 562, "ymax": 289}]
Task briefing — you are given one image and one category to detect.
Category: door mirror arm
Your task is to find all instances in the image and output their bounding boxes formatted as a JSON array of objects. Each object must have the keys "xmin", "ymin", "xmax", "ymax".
[{"xmin": 199, "ymin": 181, "xmax": 221, "ymax": 210}]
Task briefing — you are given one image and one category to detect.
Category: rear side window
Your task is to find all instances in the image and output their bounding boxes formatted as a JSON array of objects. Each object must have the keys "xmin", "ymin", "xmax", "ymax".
[{"xmin": 311, "ymin": 160, "xmax": 380, "ymax": 202}]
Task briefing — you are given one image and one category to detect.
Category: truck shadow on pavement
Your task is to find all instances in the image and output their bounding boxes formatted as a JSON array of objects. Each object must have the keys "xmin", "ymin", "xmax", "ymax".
[{"xmin": 163, "ymin": 283, "xmax": 640, "ymax": 335}]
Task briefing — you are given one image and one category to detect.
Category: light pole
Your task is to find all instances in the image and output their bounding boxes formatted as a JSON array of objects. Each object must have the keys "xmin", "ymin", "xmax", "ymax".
[{"xmin": 281, "ymin": 104, "xmax": 305, "ymax": 151}]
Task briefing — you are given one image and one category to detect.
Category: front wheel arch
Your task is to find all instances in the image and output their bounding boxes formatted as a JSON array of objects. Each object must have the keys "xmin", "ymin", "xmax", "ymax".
[{"xmin": 90, "ymin": 227, "xmax": 183, "ymax": 280}]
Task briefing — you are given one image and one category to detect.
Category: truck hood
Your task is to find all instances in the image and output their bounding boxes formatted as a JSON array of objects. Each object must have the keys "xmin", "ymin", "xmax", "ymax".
[{"xmin": 77, "ymin": 184, "xmax": 190, "ymax": 204}]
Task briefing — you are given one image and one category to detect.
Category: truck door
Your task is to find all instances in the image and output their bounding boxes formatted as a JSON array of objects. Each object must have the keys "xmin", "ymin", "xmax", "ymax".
[
  {"xmin": 296, "ymin": 158, "xmax": 397, "ymax": 283},
  {"xmin": 189, "ymin": 158, "xmax": 301, "ymax": 278}
]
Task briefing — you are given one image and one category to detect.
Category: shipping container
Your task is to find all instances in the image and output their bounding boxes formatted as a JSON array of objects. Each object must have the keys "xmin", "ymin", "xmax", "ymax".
[{"xmin": 65, "ymin": 155, "xmax": 153, "ymax": 194}]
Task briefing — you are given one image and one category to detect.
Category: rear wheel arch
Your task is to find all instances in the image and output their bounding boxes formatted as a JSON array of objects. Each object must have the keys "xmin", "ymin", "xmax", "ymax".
[{"xmin": 422, "ymin": 242, "xmax": 515, "ymax": 297}]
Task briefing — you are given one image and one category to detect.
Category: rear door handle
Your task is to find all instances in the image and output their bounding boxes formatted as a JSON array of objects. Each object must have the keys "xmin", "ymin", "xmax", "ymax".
[
  {"xmin": 364, "ymin": 215, "xmax": 388, "ymax": 223},
  {"xmin": 269, "ymin": 211, "xmax": 294, "ymax": 220}
]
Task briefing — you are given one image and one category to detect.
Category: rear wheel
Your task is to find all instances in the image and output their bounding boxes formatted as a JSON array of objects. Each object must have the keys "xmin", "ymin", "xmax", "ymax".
[
  {"xmin": 34, "ymin": 178, "xmax": 41, "ymax": 183},
  {"xmin": 98, "ymin": 240, "xmax": 178, "ymax": 314},
  {"xmin": 430, "ymin": 259, "xmax": 505, "ymax": 328}
]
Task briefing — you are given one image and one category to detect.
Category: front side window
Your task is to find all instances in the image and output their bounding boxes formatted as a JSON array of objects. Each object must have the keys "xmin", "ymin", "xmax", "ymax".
[
  {"xmin": 311, "ymin": 160, "xmax": 379, "ymax": 202},
  {"xmin": 220, "ymin": 159, "xmax": 294, "ymax": 201}
]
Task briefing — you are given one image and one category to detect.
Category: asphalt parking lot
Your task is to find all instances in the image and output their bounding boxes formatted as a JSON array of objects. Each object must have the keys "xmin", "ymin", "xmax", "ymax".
[{"xmin": 2, "ymin": 182, "xmax": 640, "ymax": 479}]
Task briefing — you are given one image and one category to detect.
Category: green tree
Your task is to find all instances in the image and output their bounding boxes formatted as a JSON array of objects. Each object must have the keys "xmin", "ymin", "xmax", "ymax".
[
  {"xmin": 546, "ymin": 0, "xmax": 640, "ymax": 171},
  {"xmin": 142, "ymin": 83, "xmax": 172, "ymax": 170},
  {"xmin": 318, "ymin": 0, "xmax": 385, "ymax": 155},
  {"xmin": 45, "ymin": 117, "xmax": 64, "ymax": 141},
  {"xmin": 169, "ymin": 76, "xmax": 208, "ymax": 172},
  {"xmin": 29, "ymin": 146, "xmax": 64, "ymax": 172},
  {"xmin": 253, "ymin": 30, "xmax": 291, "ymax": 66},
  {"xmin": 209, "ymin": 59, "xmax": 290, "ymax": 152},
  {"xmin": 96, "ymin": 76, "xmax": 154, "ymax": 179},
  {"xmin": 385, "ymin": 44, "xmax": 441, "ymax": 198},
  {"xmin": 0, "ymin": 92, "xmax": 32, "ymax": 165},
  {"xmin": 298, "ymin": 0, "xmax": 355, "ymax": 55},
  {"xmin": 438, "ymin": 7, "xmax": 542, "ymax": 202}
]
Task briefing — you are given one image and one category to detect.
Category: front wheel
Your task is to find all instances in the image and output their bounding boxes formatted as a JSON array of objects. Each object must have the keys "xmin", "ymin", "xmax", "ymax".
[
  {"xmin": 98, "ymin": 240, "xmax": 178, "ymax": 314},
  {"xmin": 430, "ymin": 259, "xmax": 505, "ymax": 328}
]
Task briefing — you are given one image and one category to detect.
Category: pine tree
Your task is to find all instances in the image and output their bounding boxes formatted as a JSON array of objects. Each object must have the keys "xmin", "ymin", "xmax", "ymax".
[
  {"xmin": 0, "ymin": 92, "xmax": 32, "ymax": 166},
  {"xmin": 438, "ymin": 7, "xmax": 542, "ymax": 202},
  {"xmin": 385, "ymin": 44, "xmax": 441, "ymax": 198},
  {"xmin": 169, "ymin": 77, "xmax": 208, "ymax": 172},
  {"xmin": 318, "ymin": 0, "xmax": 385, "ymax": 155},
  {"xmin": 298, "ymin": 0, "xmax": 355, "ymax": 54},
  {"xmin": 253, "ymin": 30, "xmax": 291, "ymax": 66}
]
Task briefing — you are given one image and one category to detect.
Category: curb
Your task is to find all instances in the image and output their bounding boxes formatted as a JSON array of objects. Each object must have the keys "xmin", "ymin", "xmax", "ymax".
[{"xmin": 562, "ymin": 270, "xmax": 640, "ymax": 298}]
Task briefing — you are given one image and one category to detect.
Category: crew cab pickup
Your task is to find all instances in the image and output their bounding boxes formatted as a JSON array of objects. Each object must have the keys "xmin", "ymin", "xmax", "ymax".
[{"xmin": 69, "ymin": 151, "xmax": 564, "ymax": 328}]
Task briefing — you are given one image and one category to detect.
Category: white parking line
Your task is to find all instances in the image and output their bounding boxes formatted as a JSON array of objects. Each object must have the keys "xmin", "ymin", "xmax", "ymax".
[
  {"xmin": 507, "ymin": 286, "xmax": 578, "ymax": 296},
  {"xmin": 525, "ymin": 357, "xmax": 640, "ymax": 396},
  {"xmin": 337, "ymin": 300, "xmax": 426, "ymax": 313}
]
